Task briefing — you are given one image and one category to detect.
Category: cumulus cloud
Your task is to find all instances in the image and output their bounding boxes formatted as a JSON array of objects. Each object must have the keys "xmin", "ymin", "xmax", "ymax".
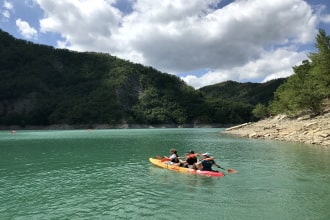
[
  {"xmin": 182, "ymin": 47, "xmax": 308, "ymax": 88},
  {"xmin": 38, "ymin": 0, "xmax": 122, "ymax": 50},
  {"xmin": 34, "ymin": 0, "xmax": 326, "ymax": 88},
  {"xmin": 2, "ymin": 10, "xmax": 10, "ymax": 19},
  {"xmin": 16, "ymin": 18, "xmax": 38, "ymax": 39},
  {"xmin": 1, "ymin": 0, "xmax": 14, "ymax": 20},
  {"xmin": 3, "ymin": 0, "xmax": 13, "ymax": 10},
  {"xmin": 321, "ymin": 14, "xmax": 330, "ymax": 24}
]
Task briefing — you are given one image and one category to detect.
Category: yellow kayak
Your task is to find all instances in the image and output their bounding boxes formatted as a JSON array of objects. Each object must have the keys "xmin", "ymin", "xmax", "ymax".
[{"xmin": 149, "ymin": 158, "xmax": 225, "ymax": 177}]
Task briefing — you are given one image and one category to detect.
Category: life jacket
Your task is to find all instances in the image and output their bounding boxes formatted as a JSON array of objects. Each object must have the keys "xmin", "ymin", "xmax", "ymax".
[
  {"xmin": 171, "ymin": 157, "xmax": 179, "ymax": 163},
  {"xmin": 201, "ymin": 160, "xmax": 214, "ymax": 171},
  {"xmin": 170, "ymin": 153, "xmax": 179, "ymax": 163},
  {"xmin": 186, "ymin": 154, "xmax": 197, "ymax": 165}
]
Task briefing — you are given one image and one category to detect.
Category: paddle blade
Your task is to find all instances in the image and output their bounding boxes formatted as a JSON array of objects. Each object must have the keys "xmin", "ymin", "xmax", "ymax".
[
  {"xmin": 227, "ymin": 169, "xmax": 237, "ymax": 173},
  {"xmin": 156, "ymin": 156, "xmax": 162, "ymax": 160},
  {"xmin": 219, "ymin": 166, "xmax": 237, "ymax": 173},
  {"xmin": 161, "ymin": 157, "xmax": 170, "ymax": 162}
]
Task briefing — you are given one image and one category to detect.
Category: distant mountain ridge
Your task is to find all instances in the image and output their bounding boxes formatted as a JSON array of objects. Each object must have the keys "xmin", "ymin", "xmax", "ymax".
[
  {"xmin": 0, "ymin": 29, "xmax": 285, "ymax": 128},
  {"xmin": 199, "ymin": 79, "xmax": 286, "ymax": 105}
]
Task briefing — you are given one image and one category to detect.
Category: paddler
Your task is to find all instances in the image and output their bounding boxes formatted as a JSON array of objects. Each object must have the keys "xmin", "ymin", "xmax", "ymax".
[
  {"xmin": 168, "ymin": 148, "xmax": 180, "ymax": 164},
  {"xmin": 182, "ymin": 150, "xmax": 199, "ymax": 168},
  {"xmin": 196, "ymin": 152, "xmax": 221, "ymax": 171}
]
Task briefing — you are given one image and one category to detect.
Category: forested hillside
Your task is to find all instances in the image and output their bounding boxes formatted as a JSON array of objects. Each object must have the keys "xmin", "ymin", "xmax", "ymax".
[
  {"xmin": 198, "ymin": 79, "xmax": 285, "ymax": 122},
  {"xmin": 199, "ymin": 79, "xmax": 285, "ymax": 105},
  {"xmin": 0, "ymin": 29, "xmax": 282, "ymax": 128}
]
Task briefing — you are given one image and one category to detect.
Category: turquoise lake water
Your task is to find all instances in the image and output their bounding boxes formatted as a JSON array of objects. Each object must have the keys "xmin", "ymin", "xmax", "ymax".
[{"xmin": 0, "ymin": 128, "xmax": 330, "ymax": 219}]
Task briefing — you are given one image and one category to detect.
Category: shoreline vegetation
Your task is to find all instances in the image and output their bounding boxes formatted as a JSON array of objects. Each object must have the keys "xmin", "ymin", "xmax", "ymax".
[{"xmin": 223, "ymin": 110, "xmax": 330, "ymax": 147}]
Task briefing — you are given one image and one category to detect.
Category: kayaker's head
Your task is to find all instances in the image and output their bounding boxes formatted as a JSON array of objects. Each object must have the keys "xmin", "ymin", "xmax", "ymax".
[
  {"xmin": 202, "ymin": 152, "xmax": 210, "ymax": 158},
  {"xmin": 170, "ymin": 148, "xmax": 177, "ymax": 154},
  {"xmin": 187, "ymin": 150, "xmax": 194, "ymax": 154}
]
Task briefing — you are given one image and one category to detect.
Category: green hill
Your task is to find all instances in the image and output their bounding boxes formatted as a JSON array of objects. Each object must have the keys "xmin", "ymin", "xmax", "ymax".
[
  {"xmin": 199, "ymin": 78, "xmax": 286, "ymax": 105},
  {"xmin": 0, "ymin": 29, "xmax": 284, "ymax": 128},
  {"xmin": 196, "ymin": 79, "xmax": 285, "ymax": 123}
]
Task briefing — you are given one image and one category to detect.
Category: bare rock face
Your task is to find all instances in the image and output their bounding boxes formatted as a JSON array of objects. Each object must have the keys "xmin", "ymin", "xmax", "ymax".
[{"xmin": 224, "ymin": 112, "xmax": 330, "ymax": 147}]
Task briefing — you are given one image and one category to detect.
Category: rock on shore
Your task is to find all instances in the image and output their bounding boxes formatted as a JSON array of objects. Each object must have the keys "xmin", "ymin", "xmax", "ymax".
[{"xmin": 223, "ymin": 111, "xmax": 330, "ymax": 147}]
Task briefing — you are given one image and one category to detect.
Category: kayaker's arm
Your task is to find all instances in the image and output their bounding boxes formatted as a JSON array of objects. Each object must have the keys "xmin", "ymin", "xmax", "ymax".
[
  {"xmin": 202, "ymin": 156, "xmax": 215, "ymax": 161},
  {"xmin": 213, "ymin": 161, "xmax": 221, "ymax": 168}
]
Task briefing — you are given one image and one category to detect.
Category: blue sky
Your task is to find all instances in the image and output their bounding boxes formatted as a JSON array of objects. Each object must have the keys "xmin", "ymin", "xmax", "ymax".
[{"xmin": 1, "ymin": 0, "xmax": 330, "ymax": 88}]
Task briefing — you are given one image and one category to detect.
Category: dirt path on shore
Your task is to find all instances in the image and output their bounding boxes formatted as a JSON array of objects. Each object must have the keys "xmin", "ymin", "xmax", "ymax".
[{"xmin": 223, "ymin": 111, "xmax": 330, "ymax": 147}]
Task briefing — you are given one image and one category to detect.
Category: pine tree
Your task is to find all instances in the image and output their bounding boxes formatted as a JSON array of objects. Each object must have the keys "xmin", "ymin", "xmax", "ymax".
[{"xmin": 309, "ymin": 29, "xmax": 330, "ymax": 98}]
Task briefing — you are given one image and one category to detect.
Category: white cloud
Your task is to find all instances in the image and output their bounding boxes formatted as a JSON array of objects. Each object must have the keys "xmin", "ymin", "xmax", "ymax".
[
  {"xmin": 3, "ymin": 0, "xmax": 13, "ymax": 10},
  {"xmin": 38, "ymin": 0, "xmax": 122, "ymax": 50},
  {"xmin": 182, "ymin": 48, "xmax": 308, "ymax": 88},
  {"xmin": 110, "ymin": 0, "xmax": 316, "ymax": 70},
  {"xmin": 16, "ymin": 18, "xmax": 38, "ymax": 39},
  {"xmin": 34, "ymin": 0, "xmax": 325, "ymax": 88},
  {"xmin": 1, "ymin": 0, "xmax": 14, "ymax": 20},
  {"xmin": 2, "ymin": 10, "xmax": 10, "ymax": 19},
  {"xmin": 321, "ymin": 14, "xmax": 330, "ymax": 24}
]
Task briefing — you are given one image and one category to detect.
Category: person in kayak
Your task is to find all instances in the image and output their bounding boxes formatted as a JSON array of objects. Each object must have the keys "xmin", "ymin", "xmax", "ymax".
[
  {"xmin": 182, "ymin": 150, "xmax": 198, "ymax": 168},
  {"xmin": 196, "ymin": 152, "xmax": 221, "ymax": 172},
  {"xmin": 168, "ymin": 148, "xmax": 180, "ymax": 164},
  {"xmin": 183, "ymin": 151, "xmax": 216, "ymax": 169}
]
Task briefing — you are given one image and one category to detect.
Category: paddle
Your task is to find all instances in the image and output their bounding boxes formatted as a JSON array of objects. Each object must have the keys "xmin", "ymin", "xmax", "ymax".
[
  {"xmin": 155, "ymin": 156, "xmax": 171, "ymax": 162},
  {"xmin": 219, "ymin": 166, "xmax": 237, "ymax": 173},
  {"xmin": 161, "ymin": 157, "xmax": 170, "ymax": 162}
]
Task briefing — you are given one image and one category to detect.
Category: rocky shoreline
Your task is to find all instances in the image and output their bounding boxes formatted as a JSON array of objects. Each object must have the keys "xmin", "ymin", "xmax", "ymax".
[{"xmin": 223, "ymin": 111, "xmax": 330, "ymax": 147}]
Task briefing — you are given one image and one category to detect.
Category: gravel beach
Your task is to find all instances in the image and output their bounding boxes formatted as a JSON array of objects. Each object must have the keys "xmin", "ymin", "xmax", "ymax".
[{"xmin": 223, "ymin": 111, "xmax": 330, "ymax": 147}]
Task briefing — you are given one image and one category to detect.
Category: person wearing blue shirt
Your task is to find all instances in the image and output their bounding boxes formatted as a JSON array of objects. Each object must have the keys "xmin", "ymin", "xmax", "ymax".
[{"xmin": 199, "ymin": 152, "xmax": 221, "ymax": 171}]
